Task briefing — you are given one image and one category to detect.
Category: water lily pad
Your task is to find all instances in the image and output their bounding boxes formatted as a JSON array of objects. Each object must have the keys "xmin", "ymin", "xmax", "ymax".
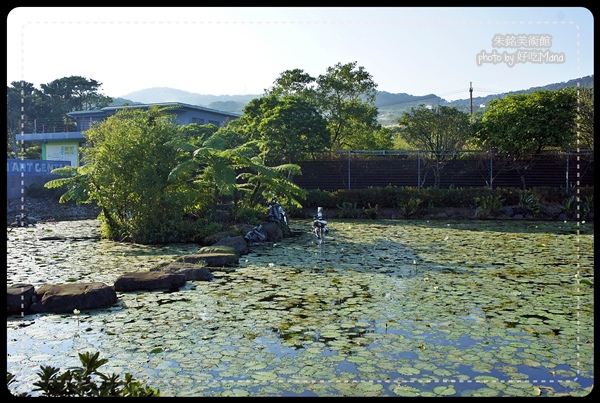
[
  {"xmin": 433, "ymin": 385, "xmax": 456, "ymax": 396},
  {"xmin": 6, "ymin": 219, "xmax": 594, "ymax": 397},
  {"xmin": 320, "ymin": 331, "xmax": 341, "ymax": 339},
  {"xmin": 396, "ymin": 366, "xmax": 420, "ymax": 376},
  {"xmin": 392, "ymin": 385, "xmax": 422, "ymax": 396}
]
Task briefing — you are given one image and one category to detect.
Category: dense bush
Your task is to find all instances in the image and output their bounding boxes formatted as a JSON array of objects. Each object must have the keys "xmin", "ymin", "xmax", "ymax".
[{"xmin": 300, "ymin": 185, "xmax": 594, "ymax": 220}]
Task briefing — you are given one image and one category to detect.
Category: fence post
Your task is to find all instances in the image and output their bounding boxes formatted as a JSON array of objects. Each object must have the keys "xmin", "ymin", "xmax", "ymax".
[
  {"xmin": 347, "ymin": 150, "xmax": 351, "ymax": 190},
  {"xmin": 565, "ymin": 150, "xmax": 569, "ymax": 190},
  {"xmin": 417, "ymin": 150, "xmax": 421, "ymax": 189},
  {"xmin": 489, "ymin": 149, "xmax": 493, "ymax": 189}
]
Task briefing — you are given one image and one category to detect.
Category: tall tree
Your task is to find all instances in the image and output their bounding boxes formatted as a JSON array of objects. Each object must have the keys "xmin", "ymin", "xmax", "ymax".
[
  {"xmin": 476, "ymin": 88, "xmax": 577, "ymax": 155},
  {"xmin": 7, "ymin": 76, "xmax": 112, "ymax": 158},
  {"xmin": 40, "ymin": 76, "xmax": 112, "ymax": 112},
  {"xmin": 475, "ymin": 88, "xmax": 578, "ymax": 188},
  {"xmin": 6, "ymin": 81, "xmax": 48, "ymax": 158},
  {"xmin": 398, "ymin": 105, "xmax": 472, "ymax": 187},
  {"xmin": 242, "ymin": 94, "xmax": 330, "ymax": 165},
  {"xmin": 316, "ymin": 61, "xmax": 379, "ymax": 150},
  {"xmin": 46, "ymin": 107, "xmax": 193, "ymax": 244},
  {"xmin": 337, "ymin": 99, "xmax": 393, "ymax": 150},
  {"xmin": 265, "ymin": 62, "xmax": 383, "ymax": 151},
  {"xmin": 265, "ymin": 68, "xmax": 317, "ymax": 100}
]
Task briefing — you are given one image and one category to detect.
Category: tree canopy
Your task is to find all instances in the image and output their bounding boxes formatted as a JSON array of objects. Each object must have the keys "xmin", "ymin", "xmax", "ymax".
[
  {"xmin": 475, "ymin": 88, "xmax": 578, "ymax": 155},
  {"xmin": 576, "ymin": 86, "xmax": 594, "ymax": 150},
  {"xmin": 264, "ymin": 61, "xmax": 383, "ymax": 151},
  {"xmin": 6, "ymin": 76, "xmax": 112, "ymax": 158},
  {"xmin": 398, "ymin": 105, "xmax": 472, "ymax": 187},
  {"xmin": 241, "ymin": 94, "xmax": 330, "ymax": 164}
]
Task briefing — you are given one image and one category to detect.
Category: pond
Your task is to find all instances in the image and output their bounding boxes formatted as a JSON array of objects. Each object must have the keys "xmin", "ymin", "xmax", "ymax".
[{"xmin": 6, "ymin": 218, "xmax": 594, "ymax": 397}]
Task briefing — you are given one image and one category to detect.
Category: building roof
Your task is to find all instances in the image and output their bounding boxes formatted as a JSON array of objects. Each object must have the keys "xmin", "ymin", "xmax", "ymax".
[
  {"xmin": 67, "ymin": 102, "xmax": 241, "ymax": 118},
  {"xmin": 17, "ymin": 102, "xmax": 242, "ymax": 142}
]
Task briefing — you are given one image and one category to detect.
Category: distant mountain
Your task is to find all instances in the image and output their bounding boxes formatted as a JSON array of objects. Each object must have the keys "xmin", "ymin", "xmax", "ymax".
[
  {"xmin": 114, "ymin": 88, "xmax": 258, "ymax": 115},
  {"xmin": 375, "ymin": 75, "xmax": 594, "ymax": 125},
  {"xmin": 112, "ymin": 75, "xmax": 593, "ymax": 126}
]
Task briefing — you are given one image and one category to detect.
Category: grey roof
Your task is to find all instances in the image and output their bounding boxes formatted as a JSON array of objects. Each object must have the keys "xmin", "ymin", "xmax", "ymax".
[
  {"xmin": 16, "ymin": 132, "xmax": 86, "ymax": 141},
  {"xmin": 67, "ymin": 102, "xmax": 241, "ymax": 118}
]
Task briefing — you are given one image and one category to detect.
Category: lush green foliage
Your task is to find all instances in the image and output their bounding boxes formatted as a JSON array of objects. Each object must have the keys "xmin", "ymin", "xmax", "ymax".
[
  {"xmin": 398, "ymin": 105, "xmax": 472, "ymax": 152},
  {"xmin": 85, "ymin": 107, "xmax": 200, "ymax": 243},
  {"xmin": 265, "ymin": 61, "xmax": 385, "ymax": 151},
  {"xmin": 475, "ymin": 88, "xmax": 578, "ymax": 154},
  {"xmin": 302, "ymin": 185, "xmax": 594, "ymax": 220},
  {"xmin": 46, "ymin": 107, "xmax": 212, "ymax": 243},
  {"xmin": 168, "ymin": 131, "xmax": 306, "ymax": 210},
  {"xmin": 576, "ymin": 86, "xmax": 594, "ymax": 150},
  {"xmin": 7, "ymin": 76, "xmax": 112, "ymax": 159},
  {"xmin": 46, "ymin": 106, "xmax": 306, "ymax": 244},
  {"xmin": 241, "ymin": 94, "xmax": 330, "ymax": 164},
  {"xmin": 7, "ymin": 351, "xmax": 159, "ymax": 397},
  {"xmin": 398, "ymin": 105, "xmax": 473, "ymax": 187}
]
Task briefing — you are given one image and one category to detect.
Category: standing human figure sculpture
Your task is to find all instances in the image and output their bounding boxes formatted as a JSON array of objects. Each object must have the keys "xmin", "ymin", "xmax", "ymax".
[{"xmin": 312, "ymin": 207, "xmax": 329, "ymax": 244}]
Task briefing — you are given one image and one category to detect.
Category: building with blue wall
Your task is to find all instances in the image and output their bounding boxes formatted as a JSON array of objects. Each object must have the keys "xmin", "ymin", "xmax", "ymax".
[{"xmin": 15, "ymin": 102, "xmax": 241, "ymax": 167}]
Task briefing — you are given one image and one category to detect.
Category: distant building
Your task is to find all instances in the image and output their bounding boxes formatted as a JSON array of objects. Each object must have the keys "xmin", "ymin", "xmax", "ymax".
[{"xmin": 15, "ymin": 102, "xmax": 241, "ymax": 167}]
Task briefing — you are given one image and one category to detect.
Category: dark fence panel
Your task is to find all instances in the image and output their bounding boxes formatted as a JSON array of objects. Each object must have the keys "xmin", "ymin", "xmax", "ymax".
[{"xmin": 293, "ymin": 151, "xmax": 594, "ymax": 190}]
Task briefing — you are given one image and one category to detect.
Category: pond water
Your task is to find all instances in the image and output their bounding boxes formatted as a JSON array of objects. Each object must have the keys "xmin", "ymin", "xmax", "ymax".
[{"xmin": 6, "ymin": 218, "xmax": 594, "ymax": 397}]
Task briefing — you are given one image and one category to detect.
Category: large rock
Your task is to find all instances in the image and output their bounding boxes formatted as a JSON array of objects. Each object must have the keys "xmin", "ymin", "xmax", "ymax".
[
  {"xmin": 202, "ymin": 230, "xmax": 238, "ymax": 246},
  {"xmin": 198, "ymin": 245, "xmax": 239, "ymax": 257},
  {"xmin": 151, "ymin": 262, "xmax": 214, "ymax": 281},
  {"xmin": 113, "ymin": 271, "xmax": 186, "ymax": 292},
  {"xmin": 262, "ymin": 222, "xmax": 284, "ymax": 242},
  {"xmin": 28, "ymin": 282, "xmax": 118, "ymax": 314},
  {"xmin": 175, "ymin": 252, "xmax": 239, "ymax": 267},
  {"xmin": 7, "ymin": 283, "xmax": 36, "ymax": 315},
  {"xmin": 212, "ymin": 235, "xmax": 248, "ymax": 256}
]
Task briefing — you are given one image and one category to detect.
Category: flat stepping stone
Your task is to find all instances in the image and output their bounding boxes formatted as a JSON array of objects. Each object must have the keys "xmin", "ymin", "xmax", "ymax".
[
  {"xmin": 150, "ymin": 262, "xmax": 214, "ymax": 281},
  {"xmin": 114, "ymin": 271, "xmax": 186, "ymax": 292},
  {"xmin": 176, "ymin": 252, "xmax": 239, "ymax": 267},
  {"xmin": 28, "ymin": 282, "xmax": 117, "ymax": 314}
]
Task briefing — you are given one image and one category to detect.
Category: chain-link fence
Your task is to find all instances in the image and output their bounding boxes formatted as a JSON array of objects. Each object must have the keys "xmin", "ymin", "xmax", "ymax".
[{"xmin": 293, "ymin": 149, "xmax": 594, "ymax": 190}]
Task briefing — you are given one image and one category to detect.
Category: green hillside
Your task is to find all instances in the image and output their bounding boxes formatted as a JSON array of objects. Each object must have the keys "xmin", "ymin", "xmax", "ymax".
[{"xmin": 112, "ymin": 75, "xmax": 594, "ymax": 126}]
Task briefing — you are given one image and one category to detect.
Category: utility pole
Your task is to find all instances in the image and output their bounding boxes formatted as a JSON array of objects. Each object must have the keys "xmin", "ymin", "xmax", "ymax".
[{"xmin": 469, "ymin": 82, "xmax": 473, "ymax": 115}]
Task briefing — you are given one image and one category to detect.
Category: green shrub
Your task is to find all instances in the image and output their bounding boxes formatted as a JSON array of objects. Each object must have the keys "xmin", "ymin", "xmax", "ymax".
[
  {"xmin": 562, "ymin": 194, "xmax": 595, "ymax": 219},
  {"xmin": 518, "ymin": 190, "xmax": 540, "ymax": 217},
  {"xmin": 230, "ymin": 205, "xmax": 263, "ymax": 226},
  {"xmin": 298, "ymin": 186, "xmax": 595, "ymax": 219},
  {"xmin": 336, "ymin": 202, "xmax": 360, "ymax": 218},
  {"xmin": 7, "ymin": 351, "xmax": 160, "ymax": 397},
  {"xmin": 305, "ymin": 189, "xmax": 337, "ymax": 208},
  {"xmin": 363, "ymin": 203, "xmax": 379, "ymax": 219},
  {"xmin": 474, "ymin": 194, "xmax": 504, "ymax": 218},
  {"xmin": 401, "ymin": 198, "xmax": 423, "ymax": 218}
]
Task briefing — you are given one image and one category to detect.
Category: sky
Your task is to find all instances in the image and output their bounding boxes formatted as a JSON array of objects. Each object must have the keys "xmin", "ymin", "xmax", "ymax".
[{"xmin": 6, "ymin": 6, "xmax": 594, "ymax": 102}]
